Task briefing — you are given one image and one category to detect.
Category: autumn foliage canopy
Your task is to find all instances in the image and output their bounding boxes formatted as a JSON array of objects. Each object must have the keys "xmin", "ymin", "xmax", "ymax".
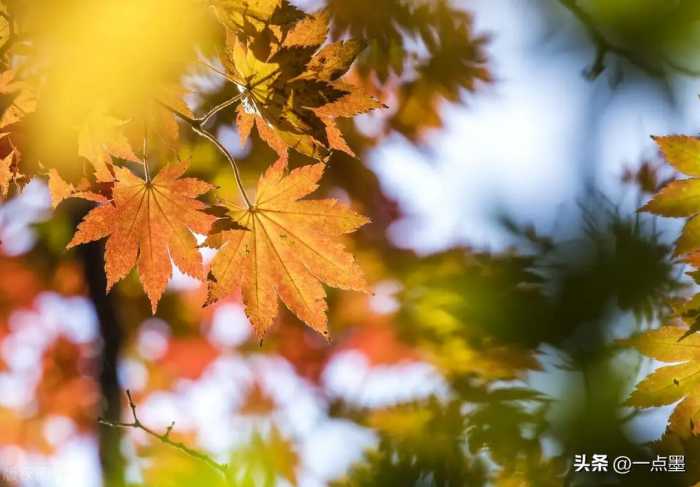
[{"xmin": 6, "ymin": 1, "xmax": 700, "ymax": 486}]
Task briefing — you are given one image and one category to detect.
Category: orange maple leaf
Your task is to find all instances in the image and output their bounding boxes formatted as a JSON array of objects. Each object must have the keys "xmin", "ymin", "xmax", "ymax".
[
  {"xmin": 0, "ymin": 150, "xmax": 12, "ymax": 198},
  {"xmin": 222, "ymin": 15, "xmax": 383, "ymax": 162},
  {"xmin": 68, "ymin": 162, "xmax": 215, "ymax": 312},
  {"xmin": 205, "ymin": 160, "xmax": 369, "ymax": 337},
  {"xmin": 47, "ymin": 169, "xmax": 109, "ymax": 208},
  {"xmin": 78, "ymin": 109, "xmax": 140, "ymax": 182}
]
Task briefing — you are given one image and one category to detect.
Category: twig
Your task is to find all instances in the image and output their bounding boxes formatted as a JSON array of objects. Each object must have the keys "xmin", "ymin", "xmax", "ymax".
[
  {"xmin": 197, "ymin": 58, "xmax": 246, "ymax": 90},
  {"xmin": 159, "ymin": 99, "xmax": 253, "ymax": 209},
  {"xmin": 663, "ymin": 56, "xmax": 700, "ymax": 78},
  {"xmin": 201, "ymin": 93, "xmax": 244, "ymax": 127},
  {"xmin": 559, "ymin": 0, "xmax": 666, "ymax": 79},
  {"xmin": 194, "ymin": 125, "xmax": 253, "ymax": 209},
  {"xmin": 98, "ymin": 390, "xmax": 229, "ymax": 477}
]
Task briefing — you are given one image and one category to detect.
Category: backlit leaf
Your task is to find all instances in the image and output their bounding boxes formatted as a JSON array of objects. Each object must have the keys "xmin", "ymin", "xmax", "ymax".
[
  {"xmin": 642, "ymin": 136, "xmax": 700, "ymax": 259},
  {"xmin": 221, "ymin": 17, "xmax": 382, "ymax": 161},
  {"xmin": 210, "ymin": 0, "xmax": 303, "ymax": 36},
  {"xmin": 621, "ymin": 326, "xmax": 700, "ymax": 408},
  {"xmin": 47, "ymin": 169, "xmax": 108, "ymax": 208},
  {"xmin": 205, "ymin": 159, "xmax": 369, "ymax": 337},
  {"xmin": 67, "ymin": 162, "xmax": 215, "ymax": 312},
  {"xmin": 0, "ymin": 149, "xmax": 11, "ymax": 198},
  {"xmin": 78, "ymin": 109, "xmax": 140, "ymax": 182}
]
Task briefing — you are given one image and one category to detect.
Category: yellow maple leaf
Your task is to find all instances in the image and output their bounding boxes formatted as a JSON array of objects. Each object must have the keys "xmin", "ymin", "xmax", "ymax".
[
  {"xmin": 210, "ymin": 0, "xmax": 303, "ymax": 35},
  {"xmin": 205, "ymin": 160, "xmax": 369, "ymax": 337},
  {"xmin": 228, "ymin": 428, "xmax": 299, "ymax": 486},
  {"xmin": 67, "ymin": 162, "xmax": 215, "ymax": 312},
  {"xmin": 0, "ymin": 69, "xmax": 37, "ymax": 130},
  {"xmin": 657, "ymin": 394, "xmax": 700, "ymax": 453},
  {"xmin": 641, "ymin": 136, "xmax": 700, "ymax": 261},
  {"xmin": 621, "ymin": 325, "xmax": 700, "ymax": 408}
]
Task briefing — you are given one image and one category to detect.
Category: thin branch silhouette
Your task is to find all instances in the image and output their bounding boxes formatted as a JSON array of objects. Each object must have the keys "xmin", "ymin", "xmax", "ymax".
[
  {"xmin": 98, "ymin": 390, "xmax": 229, "ymax": 477},
  {"xmin": 159, "ymin": 99, "xmax": 253, "ymax": 209},
  {"xmin": 558, "ymin": 0, "xmax": 700, "ymax": 79}
]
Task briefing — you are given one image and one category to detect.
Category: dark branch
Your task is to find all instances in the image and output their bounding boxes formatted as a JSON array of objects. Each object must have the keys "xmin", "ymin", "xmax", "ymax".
[
  {"xmin": 158, "ymin": 100, "xmax": 253, "ymax": 209},
  {"xmin": 78, "ymin": 238, "xmax": 126, "ymax": 487},
  {"xmin": 99, "ymin": 390, "xmax": 229, "ymax": 477}
]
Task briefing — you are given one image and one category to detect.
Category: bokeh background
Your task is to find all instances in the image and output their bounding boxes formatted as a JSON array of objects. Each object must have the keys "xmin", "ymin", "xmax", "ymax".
[{"xmin": 2, "ymin": 0, "xmax": 700, "ymax": 485}]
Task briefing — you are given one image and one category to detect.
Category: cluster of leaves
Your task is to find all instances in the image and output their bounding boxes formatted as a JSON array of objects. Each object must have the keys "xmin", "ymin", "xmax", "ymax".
[
  {"xmin": 0, "ymin": 0, "xmax": 387, "ymax": 339},
  {"xmin": 328, "ymin": 252, "xmax": 560, "ymax": 486},
  {"xmin": 327, "ymin": 195, "xmax": 689, "ymax": 486},
  {"xmin": 326, "ymin": 0, "xmax": 490, "ymax": 140},
  {"xmin": 621, "ymin": 136, "xmax": 700, "ymax": 480},
  {"xmin": 14, "ymin": 1, "xmax": 695, "ymax": 486},
  {"xmin": 0, "ymin": 3, "xmax": 503, "ymax": 484}
]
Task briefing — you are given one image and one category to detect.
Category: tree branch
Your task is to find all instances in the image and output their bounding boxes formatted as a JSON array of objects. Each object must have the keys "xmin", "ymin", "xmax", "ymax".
[
  {"xmin": 663, "ymin": 56, "xmax": 700, "ymax": 77},
  {"xmin": 98, "ymin": 390, "xmax": 229, "ymax": 477},
  {"xmin": 201, "ymin": 94, "xmax": 243, "ymax": 127},
  {"xmin": 76, "ymin": 236, "xmax": 126, "ymax": 487},
  {"xmin": 159, "ymin": 100, "xmax": 253, "ymax": 209},
  {"xmin": 558, "ymin": 0, "xmax": 666, "ymax": 79}
]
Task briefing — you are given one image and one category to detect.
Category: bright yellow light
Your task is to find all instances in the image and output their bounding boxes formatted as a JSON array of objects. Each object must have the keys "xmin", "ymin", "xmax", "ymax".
[{"xmin": 32, "ymin": 0, "xmax": 209, "ymax": 131}]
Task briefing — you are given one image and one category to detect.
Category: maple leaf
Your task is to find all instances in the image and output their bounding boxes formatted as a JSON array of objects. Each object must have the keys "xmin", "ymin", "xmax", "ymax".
[
  {"xmin": 657, "ymin": 393, "xmax": 700, "ymax": 453},
  {"xmin": 130, "ymin": 85, "xmax": 194, "ymax": 149},
  {"xmin": 641, "ymin": 136, "xmax": 700, "ymax": 261},
  {"xmin": 78, "ymin": 109, "xmax": 140, "ymax": 182},
  {"xmin": 67, "ymin": 162, "xmax": 215, "ymax": 312},
  {"xmin": 47, "ymin": 169, "xmax": 108, "ymax": 208},
  {"xmin": 141, "ymin": 437, "xmax": 229, "ymax": 487},
  {"xmin": 0, "ymin": 149, "xmax": 11, "ymax": 198},
  {"xmin": 621, "ymin": 326, "xmax": 700, "ymax": 408},
  {"xmin": 327, "ymin": 0, "xmax": 490, "ymax": 139},
  {"xmin": 281, "ymin": 9, "xmax": 330, "ymax": 49},
  {"xmin": 228, "ymin": 427, "xmax": 299, "ymax": 486},
  {"xmin": 210, "ymin": 0, "xmax": 303, "ymax": 37},
  {"xmin": 0, "ymin": 70, "xmax": 35, "ymax": 196},
  {"xmin": 205, "ymin": 160, "xmax": 369, "ymax": 337},
  {"xmin": 221, "ymin": 15, "xmax": 383, "ymax": 161},
  {"xmin": 0, "ymin": 69, "xmax": 37, "ymax": 130}
]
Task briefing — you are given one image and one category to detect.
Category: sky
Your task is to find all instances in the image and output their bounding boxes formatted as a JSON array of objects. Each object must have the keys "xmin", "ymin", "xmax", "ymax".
[{"xmin": 374, "ymin": 0, "xmax": 700, "ymax": 254}]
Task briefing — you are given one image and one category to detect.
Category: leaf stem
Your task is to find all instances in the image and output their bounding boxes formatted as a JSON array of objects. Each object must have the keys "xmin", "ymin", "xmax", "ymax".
[
  {"xmin": 159, "ymin": 100, "xmax": 253, "ymax": 209},
  {"xmin": 98, "ymin": 390, "xmax": 229, "ymax": 477},
  {"xmin": 143, "ymin": 123, "xmax": 151, "ymax": 183},
  {"xmin": 197, "ymin": 58, "xmax": 246, "ymax": 90},
  {"xmin": 201, "ymin": 93, "xmax": 243, "ymax": 127},
  {"xmin": 194, "ymin": 124, "xmax": 252, "ymax": 209}
]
